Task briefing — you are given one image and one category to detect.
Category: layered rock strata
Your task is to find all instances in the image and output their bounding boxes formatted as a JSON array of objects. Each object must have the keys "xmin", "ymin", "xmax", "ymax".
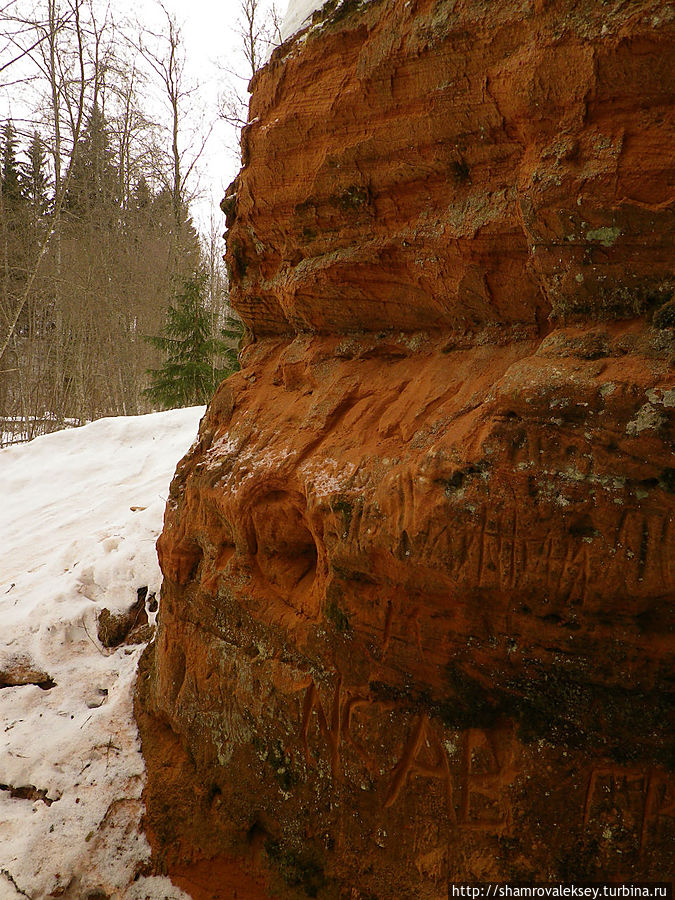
[
  {"xmin": 137, "ymin": 0, "xmax": 675, "ymax": 896},
  {"xmin": 225, "ymin": 0, "xmax": 674, "ymax": 334}
]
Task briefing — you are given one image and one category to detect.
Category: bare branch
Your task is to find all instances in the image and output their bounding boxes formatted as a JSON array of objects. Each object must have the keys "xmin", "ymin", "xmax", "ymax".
[
  {"xmin": 0, "ymin": 0, "xmax": 88, "ymax": 365},
  {"xmin": 0, "ymin": 29, "xmax": 51, "ymax": 76}
]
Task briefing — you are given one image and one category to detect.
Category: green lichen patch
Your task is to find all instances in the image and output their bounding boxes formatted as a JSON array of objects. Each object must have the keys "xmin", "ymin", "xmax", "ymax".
[
  {"xmin": 252, "ymin": 735, "xmax": 301, "ymax": 791},
  {"xmin": 585, "ymin": 226, "xmax": 621, "ymax": 247},
  {"xmin": 626, "ymin": 402, "xmax": 666, "ymax": 436},
  {"xmin": 553, "ymin": 280, "xmax": 673, "ymax": 323},
  {"xmin": 435, "ymin": 462, "xmax": 487, "ymax": 497},
  {"xmin": 440, "ymin": 661, "xmax": 674, "ymax": 768}
]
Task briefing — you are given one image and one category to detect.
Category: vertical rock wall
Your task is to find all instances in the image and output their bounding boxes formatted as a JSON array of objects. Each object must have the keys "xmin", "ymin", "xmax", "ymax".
[{"xmin": 137, "ymin": 1, "xmax": 675, "ymax": 896}]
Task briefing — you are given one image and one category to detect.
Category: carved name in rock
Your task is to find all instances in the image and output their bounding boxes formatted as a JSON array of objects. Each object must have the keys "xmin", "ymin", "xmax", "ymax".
[
  {"xmin": 141, "ymin": 328, "xmax": 674, "ymax": 893},
  {"xmin": 137, "ymin": 0, "xmax": 675, "ymax": 894},
  {"xmin": 582, "ymin": 766, "xmax": 675, "ymax": 857}
]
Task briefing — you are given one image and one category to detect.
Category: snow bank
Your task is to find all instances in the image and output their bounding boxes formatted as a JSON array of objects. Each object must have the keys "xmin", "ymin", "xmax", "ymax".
[
  {"xmin": 280, "ymin": 0, "xmax": 375, "ymax": 45},
  {"xmin": 280, "ymin": 0, "xmax": 327, "ymax": 40},
  {"xmin": 0, "ymin": 408, "xmax": 204, "ymax": 899}
]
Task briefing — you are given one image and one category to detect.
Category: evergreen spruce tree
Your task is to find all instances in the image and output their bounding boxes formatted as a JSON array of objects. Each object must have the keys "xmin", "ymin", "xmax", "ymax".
[
  {"xmin": 20, "ymin": 132, "xmax": 51, "ymax": 222},
  {"xmin": 1, "ymin": 122, "xmax": 23, "ymax": 206},
  {"xmin": 133, "ymin": 175, "xmax": 151, "ymax": 211},
  {"xmin": 65, "ymin": 103, "xmax": 117, "ymax": 220},
  {"xmin": 1, "ymin": 121, "xmax": 30, "ymax": 309},
  {"xmin": 144, "ymin": 271, "xmax": 241, "ymax": 408}
]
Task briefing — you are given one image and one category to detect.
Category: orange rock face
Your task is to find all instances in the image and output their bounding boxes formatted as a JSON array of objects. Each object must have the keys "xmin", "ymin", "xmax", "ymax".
[
  {"xmin": 225, "ymin": 0, "xmax": 674, "ymax": 333},
  {"xmin": 137, "ymin": 1, "xmax": 675, "ymax": 896}
]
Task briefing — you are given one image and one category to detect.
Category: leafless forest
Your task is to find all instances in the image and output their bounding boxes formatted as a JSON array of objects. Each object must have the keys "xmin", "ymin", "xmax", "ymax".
[{"xmin": 0, "ymin": 0, "xmax": 269, "ymax": 443}]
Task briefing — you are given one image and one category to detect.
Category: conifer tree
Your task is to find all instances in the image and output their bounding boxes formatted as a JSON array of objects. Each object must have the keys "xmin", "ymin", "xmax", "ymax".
[
  {"xmin": 65, "ymin": 103, "xmax": 117, "ymax": 220},
  {"xmin": 133, "ymin": 175, "xmax": 151, "ymax": 211},
  {"xmin": 0, "ymin": 3, "xmax": 222, "ymax": 438},
  {"xmin": 1, "ymin": 121, "xmax": 29, "ymax": 314},
  {"xmin": 1, "ymin": 122, "xmax": 22, "ymax": 205},
  {"xmin": 20, "ymin": 131, "xmax": 50, "ymax": 223},
  {"xmin": 144, "ymin": 270, "xmax": 241, "ymax": 409}
]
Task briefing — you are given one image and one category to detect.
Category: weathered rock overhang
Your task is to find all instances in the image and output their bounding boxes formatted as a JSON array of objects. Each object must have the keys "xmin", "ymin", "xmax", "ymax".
[
  {"xmin": 224, "ymin": 0, "xmax": 674, "ymax": 334},
  {"xmin": 137, "ymin": 0, "xmax": 675, "ymax": 895}
]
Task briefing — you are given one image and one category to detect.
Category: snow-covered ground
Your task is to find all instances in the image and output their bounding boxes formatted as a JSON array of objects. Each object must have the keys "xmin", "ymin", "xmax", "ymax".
[{"xmin": 0, "ymin": 408, "xmax": 205, "ymax": 900}]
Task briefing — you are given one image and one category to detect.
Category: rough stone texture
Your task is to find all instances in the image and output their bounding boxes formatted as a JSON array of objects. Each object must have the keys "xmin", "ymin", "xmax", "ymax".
[
  {"xmin": 225, "ymin": 0, "xmax": 674, "ymax": 334},
  {"xmin": 0, "ymin": 653, "xmax": 55, "ymax": 691},
  {"xmin": 97, "ymin": 587, "xmax": 152, "ymax": 647},
  {"xmin": 137, "ymin": 0, "xmax": 675, "ymax": 896}
]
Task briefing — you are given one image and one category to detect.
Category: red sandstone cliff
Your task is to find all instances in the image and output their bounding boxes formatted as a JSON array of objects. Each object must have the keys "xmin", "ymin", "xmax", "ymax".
[{"xmin": 136, "ymin": 1, "xmax": 675, "ymax": 896}]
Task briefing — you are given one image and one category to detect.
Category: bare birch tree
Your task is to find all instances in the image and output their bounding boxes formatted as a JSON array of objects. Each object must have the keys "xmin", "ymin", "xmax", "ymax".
[
  {"xmin": 136, "ymin": 5, "xmax": 210, "ymax": 234},
  {"xmin": 0, "ymin": 0, "xmax": 87, "ymax": 367},
  {"xmin": 218, "ymin": 0, "xmax": 282, "ymax": 134},
  {"xmin": 0, "ymin": 0, "xmax": 225, "ymax": 441}
]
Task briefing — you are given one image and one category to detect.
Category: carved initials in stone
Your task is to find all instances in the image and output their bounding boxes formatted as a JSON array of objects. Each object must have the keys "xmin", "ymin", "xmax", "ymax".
[
  {"xmin": 299, "ymin": 681, "xmax": 518, "ymax": 837},
  {"xmin": 384, "ymin": 719, "xmax": 517, "ymax": 832},
  {"xmin": 583, "ymin": 766, "xmax": 675, "ymax": 855},
  {"xmin": 300, "ymin": 678, "xmax": 375, "ymax": 777},
  {"xmin": 380, "ymin": 599, "xmax": 425, "ymax": 662},
  {"xmin": 384, "ymin": 714, "xmax": 455, "ymax": 818},
  {"xmin": 301, "ymin": 679, "xmax": 342, "ymax": 777},
  {"xmin": 458, "ymin": 727, "xmax": 517, "ymax": 832}
]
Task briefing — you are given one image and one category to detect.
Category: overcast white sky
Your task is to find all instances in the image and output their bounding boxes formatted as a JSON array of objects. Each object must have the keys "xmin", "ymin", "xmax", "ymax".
[{"xmin": 130, "ymin": 0, "xmax": 260, "ymax": 233}]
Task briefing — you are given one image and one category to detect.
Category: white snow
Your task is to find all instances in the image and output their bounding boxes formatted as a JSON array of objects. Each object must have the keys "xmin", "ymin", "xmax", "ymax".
[
  {"xmin": 0, "ymin": 408, "xmax": 204, "ymax": 900},
  {"xmin": 280, "ymin": 0, "xmax": 328, "ymax": 40},
  {"xmin": 280, "ymin": 0, "xmax": 376, "ymax": 47}
]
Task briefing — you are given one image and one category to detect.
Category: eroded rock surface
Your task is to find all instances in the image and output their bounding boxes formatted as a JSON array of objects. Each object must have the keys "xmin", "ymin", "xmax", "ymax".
[
  {"xmin": 226, "ymin": 0, "xmax": 674, "ymax": 333},
  {"xmin": 137, "ymin": 0, "xmax": 675, "ymax": 895}
]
